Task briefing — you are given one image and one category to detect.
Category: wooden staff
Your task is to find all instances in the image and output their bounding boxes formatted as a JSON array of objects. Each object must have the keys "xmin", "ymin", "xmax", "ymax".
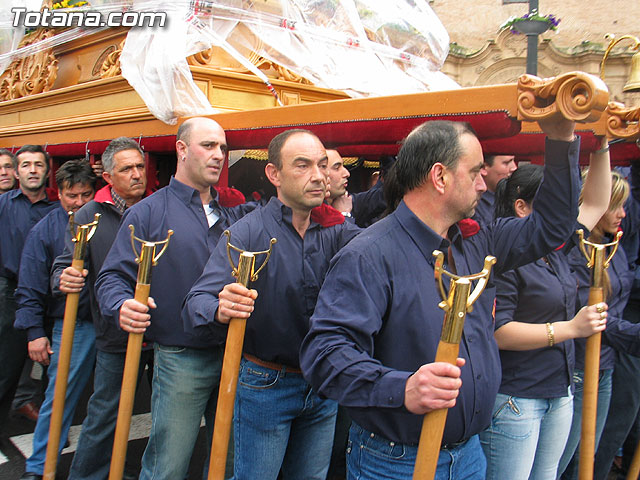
[
  {"xmin": 43, "ymin": 212, "xmax": 100, "ymax": 480},
  {"xmin": 577, "ymin": 229, "xmax": 622, "ymax": 480},
  {"xmin": 627, "ymin": 444, "xmax": 640, "ymax": 480},
  {"xmin": 413, "ymin": 251, "xmax": 496, "ymax": 480},
  {"xmin": 108, "ymin": 226, "xmax": 173, "ymax": 480},
  {"xmin": 208, "ymin": 230, "xmax": 276, "ymax": 480}
]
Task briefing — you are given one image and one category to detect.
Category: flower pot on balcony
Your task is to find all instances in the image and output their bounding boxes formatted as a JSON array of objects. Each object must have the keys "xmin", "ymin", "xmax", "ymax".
[{"xmin": 513, "ymin": 19, "xmax": 551, "ymax": 35}]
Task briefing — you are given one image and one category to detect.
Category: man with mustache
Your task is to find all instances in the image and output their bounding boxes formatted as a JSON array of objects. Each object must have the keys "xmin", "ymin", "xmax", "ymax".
[
  {"xmin": 15, "ymin": 159, "xmax": 97, "ymax": 480},
  {"xmin": 0, "ymin": 145, "xmax": 58, "ymax": 430},
  {"xmin": 51, "ymin": 137, "xmax": 150, "ymax": 480},
  {"xmin": 96, "ymin": 117, "xmax": 254, "ymax": 479},
  {"xmin": 183, "ymin": 129, "xmax": 361, "ymax": 479}
]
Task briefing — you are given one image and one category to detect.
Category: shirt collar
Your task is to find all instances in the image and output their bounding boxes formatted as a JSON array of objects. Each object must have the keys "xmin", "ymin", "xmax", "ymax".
[
  {"xmin": 110, "ymin": 189, "xmax": 128, "ymax": 214},
  {"xmin": 169, "ymin": 176, "xmax": 220, "ymax": 209},
  {"xmin": 265, "ymin": 196, "xmax": 320, "ymax": 229},
  {"xmin": 13, "ymin": 188, "xmax": 55, "ymax": 205},
  {"xmin": 393, "ymin": 200, "xmax": 453, "ymax": 264}
]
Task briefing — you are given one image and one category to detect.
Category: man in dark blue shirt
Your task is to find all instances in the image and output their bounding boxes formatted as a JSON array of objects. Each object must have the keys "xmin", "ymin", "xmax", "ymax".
[
  {"xmin": 183, "ymin": 129, "xmax": 361, "ymax": 479},
  {"xmin": 14, "ymin": 159, "xmax": 97, "ymax": 480},
  {"xmin": 0, "ymin": 145, "xmax": 58, "ymax": 428},
  {"xmin": 51, "ymin": 137, "xmax": 149, "ymax": 480},
  {"xmin": 299, "ymin": 117, "xmax": 581, "ymax": 479},
  {"xmin": 96, "ymin": 117, "xmax": 253, "ymax": 480}
]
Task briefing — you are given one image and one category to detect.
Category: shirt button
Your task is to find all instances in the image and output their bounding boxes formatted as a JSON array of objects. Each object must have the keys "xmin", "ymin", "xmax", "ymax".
[
  {"xmin": 390, "ymin": 442, "xmax": 395, "ymax": 447},
  {"xmin": 475, "ymin": 410, "xmax": 480, "ymax": 415},
  {"xmin": 468, "ymin": 337, "xmax": 473, "ymax": 343},
  {"xmin": 370, "ymin": 433, "xmax": 375, "ymax": 438},
  {"xmin": 476, "ymin": 374, "xmax": 481, "ymax": 380}
]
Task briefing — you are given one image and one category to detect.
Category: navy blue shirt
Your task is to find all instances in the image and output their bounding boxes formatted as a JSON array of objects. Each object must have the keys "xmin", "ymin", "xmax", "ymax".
[
  {"xmin": 183, "ymin": 197, "xmax": 361, "ymax": 367},
  {"xmin": 472, "ymin": 189, "xmax": 494, "ymax": 228},
  {"xmin": 0, "ymin": 189, "xmax": 58, "ymax": 280},
  {"xmin": 96, "ymin": 177, "xmax": 255, "ymax": 349},
  {"xmin": 351, "ymin": 180, "xmax": 386, "ymax": 228},
  {"xmin": 300, "ymin": 137, "xmax": 581, "ymax": 446},
  {"xmin": 495, "ymin": 245, "xmax": 577, "ymax": 398},
  {"xmin": 14, "ymin": 207, "xmax": 90, "ymax": 341}
]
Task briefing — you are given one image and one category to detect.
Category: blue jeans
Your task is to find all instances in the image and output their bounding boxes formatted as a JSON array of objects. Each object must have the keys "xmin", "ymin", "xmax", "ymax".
[
  {"xmin": 26, "ymin": 320, "xmax": 96, "ymax": 474},
  {"xmin": 231, "ymin": 357, "xmax": 337, "ymax": 480},
  {"xmin": 140, "ymin": 344, "xmax": 229, "ymax": 480},
  {"xmin": 558, "ymin": 369, "xmax": 613, "ymax": 479},
  {"xmin": 69, "ymin": 348, "xmax": 153, "ymax": 480},
  {"xmin": 480, "ymin": 391, "xmax": 573, "ymax": 480},
  {"xmin": 347, "ymin": 423, "xmax": 486, "ymax": 480}
]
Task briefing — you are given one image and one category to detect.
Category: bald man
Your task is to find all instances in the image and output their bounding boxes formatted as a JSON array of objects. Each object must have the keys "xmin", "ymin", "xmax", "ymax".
[{"xmin": 96, "ymin": 117, "xmax": 254, "ymax": 479}]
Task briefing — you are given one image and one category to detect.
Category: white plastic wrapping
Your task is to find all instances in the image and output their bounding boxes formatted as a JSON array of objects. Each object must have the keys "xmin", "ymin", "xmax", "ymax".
[{"xmin": 2, "ymin": 0, "xmax": 457, "ymax": 124}]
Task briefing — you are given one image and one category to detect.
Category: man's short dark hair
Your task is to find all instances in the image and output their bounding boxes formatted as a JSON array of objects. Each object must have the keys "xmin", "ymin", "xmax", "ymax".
[
  {"xmin": 483, "ymin": 154, "xmax": 496, "ymax": 167},
  {"xmin": 0, "ymin": 149, "xmax": 16, "ymax": 169},
  {"xmin": 384, "ymin": 121, "xmax": 477, "ymax": 212},
  {"xmin": 55, "ymin": 159, "xmax": 98, "ymax": 192},
  {"xmin": 102, "ymin": 137, "xmax": 144, "ymax": 174},
  {"xmin": 268, "ymin": 129, "xmax": 320, "ymax": 170},
  {"xmin": 15, "ymin": 145, "xmax": 51, "ymax": 173}
]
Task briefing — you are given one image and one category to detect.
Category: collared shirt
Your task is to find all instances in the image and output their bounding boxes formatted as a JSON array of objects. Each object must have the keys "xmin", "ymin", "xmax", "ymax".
[
  {"xmin": 183, "ymin": 197, "xmax": 361, "ymax": 367},
  {"xmin": 96, "ymin": 177, "xmax": 256, "ymax": 349},
  {"xmin": 300, "ymin": 137, "xmax": 581, "ymax": 446},
  {"xmin": 495, "ymin": 245, "xmax": 577, "ymax": 398},
  {"xmin": 110, "ymin": 189, "xmax": 128, "ymax": 214},
  {"xmin": 0, "ymin": 189, "xmax": 58, "ymax": 280},
  {"xmin": 14, "ymin": 206, "xmax": 91, "ymax": 341},
  {"xmin": 472, "ymin": 189, "xmax": 495, "ymax": 228}
]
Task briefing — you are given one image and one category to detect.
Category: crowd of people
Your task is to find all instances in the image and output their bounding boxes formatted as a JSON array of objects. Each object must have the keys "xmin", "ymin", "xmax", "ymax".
[{"xmin": 0, "ymin": 114, "xmax": 638, "ymax": 480}]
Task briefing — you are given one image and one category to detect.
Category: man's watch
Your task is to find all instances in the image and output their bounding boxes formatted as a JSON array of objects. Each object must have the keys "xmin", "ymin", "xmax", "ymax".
[{"xmin": 341, "ymin": 211, "xmax": 352, "ymax": 218}]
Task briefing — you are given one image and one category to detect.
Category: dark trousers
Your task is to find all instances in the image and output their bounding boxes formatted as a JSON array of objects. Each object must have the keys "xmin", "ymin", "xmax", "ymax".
[
  {"xmin": 0, "ymin": 276, "xmax": 27, "ymax": 428},
  {"xmin": 594, "ymin": 301, "xmax": 640, "ymax": 480}
]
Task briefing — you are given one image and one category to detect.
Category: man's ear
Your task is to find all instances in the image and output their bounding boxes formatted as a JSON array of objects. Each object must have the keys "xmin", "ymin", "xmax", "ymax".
[
  {"xmin": 265, "ymin": 163, "xmax": 280, "ymax": 187},
  {"xmin": 430, "ymin": 163, "xmax": 447, "ymax": 195},
  {"xmin": 514, "ymin": 198, "xmax": 529, "ymax": 218},
  {"xmin": 175, "ymin": 140, "xmax": 187, "ymax": 162},
  {"xmin": 102, "ymin": 170, "xmax": 113, "ymax": 186}
]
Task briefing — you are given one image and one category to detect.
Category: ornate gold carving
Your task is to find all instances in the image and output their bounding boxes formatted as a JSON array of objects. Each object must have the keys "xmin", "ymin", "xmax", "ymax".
[
  {"xmin": 0, "ymin": 28, "xmax": 58, "ymax": 101},
  {"xmin": 517, "ymin": 72, "xmax": 609, "ymax": 123},
  {"xmin": 188, "ymin": 47, "xmax": 215, "ymax": 66},
  {"xmin": 100, "ymin": 40, "xmax": 124, "ymax": 79},
  {"xmin": 606, "ymin": 101, "xmax": 640, "ymax": 140}
]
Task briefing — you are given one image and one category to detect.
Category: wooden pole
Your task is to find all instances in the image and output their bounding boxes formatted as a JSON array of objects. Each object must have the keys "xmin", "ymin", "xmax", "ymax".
[
  {"xmin": 109, "ymin": 227, "xmax": 172, "ymax": 480},
  {"xmin": 208, "ymin": 253, "xmax": 255, "ymax": 480},
  {"xmin": 43, "ymin": 214, "xmax": 98, "ymax": 480},
  {"xmin": 576, "ymin": 230, "xmax": 622, "ymax": 480},
  {"xmin": 413, "ymin": 279, "xmax": 470, "ymax": 480},
  {"xmin": 578, "ymin": 287, "xmax": 604, "ymax": 480}
]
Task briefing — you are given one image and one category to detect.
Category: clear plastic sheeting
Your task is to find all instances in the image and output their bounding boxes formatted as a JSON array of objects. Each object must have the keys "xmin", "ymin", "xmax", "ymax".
[
  {"xmin": 120, "ymin": 1, "xmax": 217, "ymax": 124},
  {"xmin": 2, "ymin": 0, "xmax": 457, "ymax": 124}
]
